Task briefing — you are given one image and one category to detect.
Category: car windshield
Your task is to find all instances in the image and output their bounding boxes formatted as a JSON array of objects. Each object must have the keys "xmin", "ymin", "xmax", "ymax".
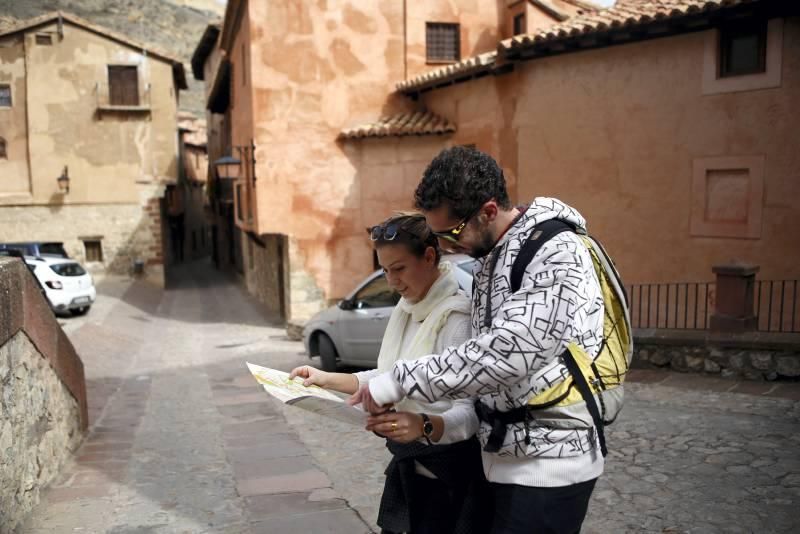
[
  {"xmin": 40, "ymin": 243, "xmax": 68, "ymax": 257},
  {"xmin": 50, "ymin": 262, "xmax": 86, "ymax": 277},
  {"xmin": 456, "ymin": 259, "xmax": 477, "ymax": 275}
]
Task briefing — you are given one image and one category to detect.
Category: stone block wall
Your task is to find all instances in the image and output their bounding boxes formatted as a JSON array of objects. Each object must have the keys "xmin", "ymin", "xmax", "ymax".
[
  {"xmin": 633, "ymin": 330, "xmax": 800, "ymax": 381},
  {"xmin": 0, "ymin": 257, "xmax": 87, "ymax": 531},
  {"xmin": 243, "ymin": 232, "xmax": 289, "ymax": 322},
  {"xmin": 0, "ymin": 183, "xmax": 166, "ymax": 286},
  {"xmin": 0, "ymin": 332, "xmax": 82, "ymax": 531}
]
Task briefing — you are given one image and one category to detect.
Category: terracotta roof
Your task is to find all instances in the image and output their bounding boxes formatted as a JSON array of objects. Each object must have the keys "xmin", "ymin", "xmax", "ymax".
[
  {"xmin": 395, "ymin": 51, "xmax": 498, "ymax": 93},
  {"xmin": 0, "ymin": 11, "xmax": 187, "ymax": 89},
  {"xmin": 339, "ymin": 110, "xmax": 456, "ymax": 140},
  {"xmin": 501, "ymin": 0, "xmax": 762, "ymax": 54},
  {"xmin": 398, "ymin": 0, "xmax": 768, "ymax": 94}
]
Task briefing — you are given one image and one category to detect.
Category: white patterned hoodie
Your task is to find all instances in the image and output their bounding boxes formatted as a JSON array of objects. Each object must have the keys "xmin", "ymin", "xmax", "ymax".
[{"xmin": 368, "ymin": 197, "xmax": 605, "ymax": 487}]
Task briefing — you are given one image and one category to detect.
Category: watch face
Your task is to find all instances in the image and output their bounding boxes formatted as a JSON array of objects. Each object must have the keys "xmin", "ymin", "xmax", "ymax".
[{"xmin": 423, "ymin": 419, "xmax": 434, "ymax": 436}]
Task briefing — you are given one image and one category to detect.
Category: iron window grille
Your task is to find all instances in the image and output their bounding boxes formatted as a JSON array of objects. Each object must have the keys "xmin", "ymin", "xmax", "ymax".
[{"xmin": 426, "ymin": 22, "xmax": 460, "ymax": 63}]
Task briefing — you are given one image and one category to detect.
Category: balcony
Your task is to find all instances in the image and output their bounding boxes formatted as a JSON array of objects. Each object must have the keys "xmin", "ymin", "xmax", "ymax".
[{"xmin": 95, "ymin": 81, "xmax": 151, "ymax": 113}]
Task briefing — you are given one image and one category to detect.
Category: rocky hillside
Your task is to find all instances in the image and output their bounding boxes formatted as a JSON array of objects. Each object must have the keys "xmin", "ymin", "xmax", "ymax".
[{"xmin": 0, "ymin": 0, "xmax": 225, "ymax": 115}]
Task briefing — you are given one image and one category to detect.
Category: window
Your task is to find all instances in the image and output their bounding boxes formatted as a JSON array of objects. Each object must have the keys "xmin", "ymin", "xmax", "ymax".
[
  {"xmin": 108, "ymin": 65, "xmax": 139, "ymax": 106},
  {"xmin": 0, "ymin": 138, "xmax": 6, "ymax": 159},
  {"xmin": 0, "ymin": 85, "xmax": 11, "ymax": 107},
  {"xmin": 241, "ymin": 44, "xmax": 247, "ymax": 86},
  {"xmin": 354, "ymin": 275, "xmax": 400, "ymax": 309},
  {"xmin": 50, "ymin": 262, "xmax": 87, "ymax": 277},
  {"xmin": 426, "ymin": 23, "xmax": 460, "ymax": 63},
  {"xmin": 83, "ymin": 240, "xmax": 103, "ymax": 262},
  {"xmin": 35, "ymin": 33, "xmax": 53, "ymax": 45},
  {"xmin": 719, "ymin": 19, "xmax": 767, "ymax": 78},
  {"xmin": 513, "ymin": 13, "xmax": 526, "ymax": 36}
]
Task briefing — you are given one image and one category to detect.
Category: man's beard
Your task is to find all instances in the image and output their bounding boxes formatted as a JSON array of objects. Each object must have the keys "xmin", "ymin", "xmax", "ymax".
[{"xmin": 468, "ymin": 227, "xmax": 496, "ymax": 259}]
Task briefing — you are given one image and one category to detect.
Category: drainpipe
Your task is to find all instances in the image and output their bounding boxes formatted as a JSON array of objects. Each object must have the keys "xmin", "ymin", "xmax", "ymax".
[{"xmin": 403, "ymin": 0, "xmax": 407, "ymax": 81}]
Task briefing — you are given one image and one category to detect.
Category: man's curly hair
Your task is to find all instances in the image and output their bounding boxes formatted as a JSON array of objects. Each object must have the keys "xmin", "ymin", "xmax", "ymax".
[{"xmin": 414, "ymin": 146, "xmax": 511, "ymax": 220}]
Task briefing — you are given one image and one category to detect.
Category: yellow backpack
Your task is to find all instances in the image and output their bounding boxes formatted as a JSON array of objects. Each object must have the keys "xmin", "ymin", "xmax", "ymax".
[{"xmin": 510, "ymin": 219, "xmax": 633, "ymax": 456}]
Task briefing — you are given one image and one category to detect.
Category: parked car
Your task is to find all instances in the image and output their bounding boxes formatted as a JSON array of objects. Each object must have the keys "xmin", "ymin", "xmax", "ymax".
[
  {"xmin": 25, "ymin": 256, "xmax": 96, "ymax": 315},
  {"xmin": 303, "ymin": 254, "xmax": 476, "ymax": 371},
  {"xmin": 0, "ymin": 241, "xmax": 69, "ymax": 259}
]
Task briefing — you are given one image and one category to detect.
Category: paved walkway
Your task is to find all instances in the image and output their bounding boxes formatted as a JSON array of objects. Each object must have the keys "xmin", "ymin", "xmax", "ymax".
[
  {"xmin": 23, "ymin": 260, "xmax": 371, "ymax": 533},
  {"xmin": 22, "ymin": 259, "xmax": 800, "ymax": 533}
]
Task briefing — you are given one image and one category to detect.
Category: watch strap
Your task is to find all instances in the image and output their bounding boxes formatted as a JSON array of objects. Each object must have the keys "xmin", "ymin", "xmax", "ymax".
[{"xmin": 420, "ymin": 413, "xmax": 433, "ymax": 445}]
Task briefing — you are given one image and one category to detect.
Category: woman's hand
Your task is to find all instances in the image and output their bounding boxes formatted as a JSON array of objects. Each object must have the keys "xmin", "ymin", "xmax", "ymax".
[
  {"xmin": 366, "ymin": 411, "xmax": 423, "ymax": 444},
  {"xmin": 289, "ymin": 365, "xmax": 330, "ymax": 388}
]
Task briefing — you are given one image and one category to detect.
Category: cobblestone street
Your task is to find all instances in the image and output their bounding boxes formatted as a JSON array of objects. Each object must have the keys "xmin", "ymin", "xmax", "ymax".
[{"xmin": 22, "ymin": 259, "xmax": 800, "ymax": 533}]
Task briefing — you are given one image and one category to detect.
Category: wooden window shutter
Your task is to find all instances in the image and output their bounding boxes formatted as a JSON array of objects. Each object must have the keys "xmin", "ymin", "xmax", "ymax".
[{"xmin": 108, "ymin": 66, "xmax": 140, "ymax": 106}]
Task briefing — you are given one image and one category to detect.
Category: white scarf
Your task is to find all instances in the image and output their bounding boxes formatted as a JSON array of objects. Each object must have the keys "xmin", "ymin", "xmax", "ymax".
[{"xmin": 376, "ymin": 261, "xmax": 470, "ymax": 414}]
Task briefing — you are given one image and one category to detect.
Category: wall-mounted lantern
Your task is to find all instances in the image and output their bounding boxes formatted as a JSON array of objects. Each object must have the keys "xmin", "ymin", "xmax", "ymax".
[
  {"xmin": 57, "ymin": 166, "xmax": 70, "ymax": 194},
  {"xmin": 213, "ymin": 155, "xmax": 241, "ymax": 181}
]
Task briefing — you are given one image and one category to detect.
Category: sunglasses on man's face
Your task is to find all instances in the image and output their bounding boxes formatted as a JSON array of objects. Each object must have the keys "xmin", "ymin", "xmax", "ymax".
[{"xmin": 431, "ymin": 207, "xmax": 481, "ymax": 244}]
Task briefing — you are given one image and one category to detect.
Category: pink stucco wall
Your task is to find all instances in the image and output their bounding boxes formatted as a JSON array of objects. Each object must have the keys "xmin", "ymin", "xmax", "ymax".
[{"xmin": 417, "ymin": 18, "xmax": 800, "ymax": 285}]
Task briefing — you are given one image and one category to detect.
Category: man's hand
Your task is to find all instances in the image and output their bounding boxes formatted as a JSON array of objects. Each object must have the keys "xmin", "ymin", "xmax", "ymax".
[
  {"xmin": 366, "ymin": 411, "xmax": 423, "ymax": 444},
  {"xmin": 348, "ymin": 383, "xmax": 391, "ymax": 414},
  {"xmin": 288, "ymin": 365, "xmax": 329, "ymax": 388}
]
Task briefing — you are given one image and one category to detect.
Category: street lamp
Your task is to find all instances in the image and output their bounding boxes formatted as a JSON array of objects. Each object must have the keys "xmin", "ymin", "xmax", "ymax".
[
  {"xmin": 57, "ymin": 166, "xmax": 70, "ymax": 194},
  {"xmin": 213, "ymin": 155, "xmax": 241, "ymax": 181}
]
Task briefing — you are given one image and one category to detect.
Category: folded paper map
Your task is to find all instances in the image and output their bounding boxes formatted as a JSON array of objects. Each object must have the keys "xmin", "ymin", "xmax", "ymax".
[{"xmin": 246, "ymin": 362, "xmax": 365, "ymax": 426}]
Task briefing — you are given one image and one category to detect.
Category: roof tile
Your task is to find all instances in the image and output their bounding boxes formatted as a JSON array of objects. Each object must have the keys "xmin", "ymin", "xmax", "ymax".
[{"xmin": 339, "ymin": 110, "xmax": 456, "ymax": 140}]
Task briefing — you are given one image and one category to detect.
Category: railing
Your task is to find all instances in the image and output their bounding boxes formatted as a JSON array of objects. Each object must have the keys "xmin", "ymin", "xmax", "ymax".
[
  {"xmin": 755, "ymin": 280, "xmax": 799, "ymax": 333},
  {"xmin": 94, "ymin": 81, "xmax": 152, "ymax": 110},
  {"xmin": 627, "ymin": 279, "xmax": 799, "ymax": 333},
  {"xmin": 627, "ymin": 283, "xmax": 715, "ymax": 330}
]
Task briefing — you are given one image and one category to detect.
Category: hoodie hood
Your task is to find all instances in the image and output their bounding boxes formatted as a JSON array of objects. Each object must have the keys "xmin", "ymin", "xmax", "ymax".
[{"xmin": 502, "ymin": 197, "xmax": 587, "ymax": 247}]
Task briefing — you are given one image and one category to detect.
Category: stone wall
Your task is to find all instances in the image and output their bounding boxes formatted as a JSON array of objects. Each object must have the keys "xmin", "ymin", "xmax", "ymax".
[
  {"xmin": 243, "ymin": 232, "xmax": 289, "ymax": 322},
  {"xmin": 0, "ymin": 182, "xmax": 166, "ymax": 286},
  {"xmin": 0, "ymin": 257, "xmax": 87, "ymax": 531},
  {"xmin": 633, "ymin": 330, "xmax": 800, "ymax": 381},
  {"xmin": 0, "ymin": 333, "xmax": 82, "ymax": 531}
]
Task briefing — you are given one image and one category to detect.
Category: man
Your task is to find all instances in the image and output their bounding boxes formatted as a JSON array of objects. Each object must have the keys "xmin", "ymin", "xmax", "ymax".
[{"xmin": 352, "ymin": 146, "xmax": 605, "ymax": 533}]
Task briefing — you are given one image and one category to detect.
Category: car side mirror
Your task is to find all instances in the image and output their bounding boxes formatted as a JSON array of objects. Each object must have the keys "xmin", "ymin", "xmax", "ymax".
[{"xmin": 338, "ymin": 299, "xmax": 355, "ymax": 311}]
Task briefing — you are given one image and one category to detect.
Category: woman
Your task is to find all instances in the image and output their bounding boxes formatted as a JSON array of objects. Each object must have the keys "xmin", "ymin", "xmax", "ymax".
[{"xmin": 290, "ymin": 213, "xmax": 489, "ymax": 534}]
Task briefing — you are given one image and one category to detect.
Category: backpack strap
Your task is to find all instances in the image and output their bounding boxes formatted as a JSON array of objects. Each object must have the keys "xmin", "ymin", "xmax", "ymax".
[
  {"xmin": 509, "ymin": 219, "xmax": 609, "ymax": 457},
  {"xmin": 560, "ymin": 348, "xmax": 608, "ymax": 457},
  {"xmin": 510, "ymin": 219, "xmax": 575, "ymax": 293}
]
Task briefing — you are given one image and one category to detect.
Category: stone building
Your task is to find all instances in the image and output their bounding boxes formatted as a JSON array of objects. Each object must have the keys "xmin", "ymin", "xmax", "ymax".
[
  {"xmin": 194, "ymin": 0, "xmax": 799, "ymax": 325},
  {"xmin": 170, "ymin": 111, "xmax": 212, "ymax": 266},
  {"xmin": 0, "ymin": 12, "xmax": 187, "ymax": 286}
]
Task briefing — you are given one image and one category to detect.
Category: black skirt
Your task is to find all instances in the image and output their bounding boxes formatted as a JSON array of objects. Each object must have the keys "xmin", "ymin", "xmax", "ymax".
[{"xmin": 378, "ymin": 436, "xmax": 492, "ymax": 534}]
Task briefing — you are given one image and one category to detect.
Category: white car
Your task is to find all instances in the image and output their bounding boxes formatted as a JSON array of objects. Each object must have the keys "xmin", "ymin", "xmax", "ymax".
[
  {"xmin": 303, "ymin": 254, "xmax": 476, "ymax": 371},
  {"xmin": 25, "ymin": 256, "xmax": 96, "ymax": 315}
]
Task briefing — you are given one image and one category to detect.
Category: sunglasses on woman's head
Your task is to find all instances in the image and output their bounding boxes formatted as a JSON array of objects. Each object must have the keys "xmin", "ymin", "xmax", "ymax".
[{"xmin": 370, "ymin": 223, "xmax": 416, "ymax": 241}]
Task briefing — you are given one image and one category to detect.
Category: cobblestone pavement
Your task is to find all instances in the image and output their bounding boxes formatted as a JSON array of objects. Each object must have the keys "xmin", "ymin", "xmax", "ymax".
[
  {"xmin": 22, "ymin": 260, "xmax": 371, "ymax": 533},
  {"xmin": 283, "ymin": 369, "xmax": 800, "ymax": 534},
  {"xmin": 21, "ymin": 259, "xmax": 800, "ymax": 533}
]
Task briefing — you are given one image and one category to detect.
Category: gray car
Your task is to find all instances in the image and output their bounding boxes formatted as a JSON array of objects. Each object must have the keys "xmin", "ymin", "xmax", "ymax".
[{"xmin": 303, "ymin": 255, "xmax": 476, "ymax": 371}]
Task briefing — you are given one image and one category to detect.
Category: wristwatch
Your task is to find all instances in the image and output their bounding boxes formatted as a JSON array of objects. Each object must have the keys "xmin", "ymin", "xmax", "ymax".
[{"xmin": 420, "ymin": 413, "xmax": 434, "ymax": 445}]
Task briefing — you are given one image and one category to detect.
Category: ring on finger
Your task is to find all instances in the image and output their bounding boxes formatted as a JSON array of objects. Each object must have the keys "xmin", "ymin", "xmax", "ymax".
[{"xmin": 391, "ymin": 422, "xmax": 398, "ymax": 431}]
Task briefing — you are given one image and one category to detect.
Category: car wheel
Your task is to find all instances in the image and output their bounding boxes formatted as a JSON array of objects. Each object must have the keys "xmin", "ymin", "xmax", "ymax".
[
  {"xmin": 318, "ymin": 333, "xmax": 338, "ymax": 372},
  {"xmin": 71, "ymin": 306, "xmax": 90, "ymax": 316}
]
